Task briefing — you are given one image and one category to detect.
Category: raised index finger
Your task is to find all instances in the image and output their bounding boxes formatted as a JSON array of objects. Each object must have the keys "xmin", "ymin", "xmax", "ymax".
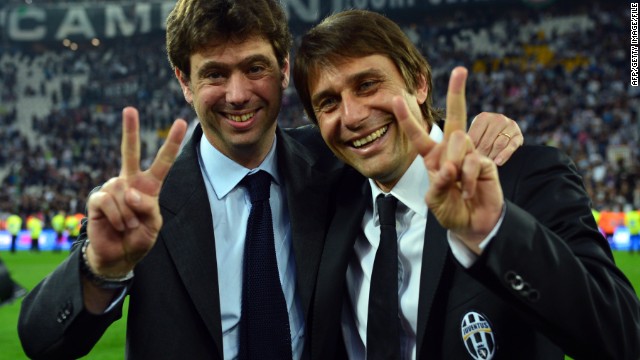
[
  {"xmin": 393, "ymin": 95, "xmax": 437, "ymax": 157},
  {"xmin": 120, "ymin": 107, "xmax": 141, "ymax": 177},
  {"xmin": 443, "ymin": 66, "xmax": 469, "ymax": 139}
]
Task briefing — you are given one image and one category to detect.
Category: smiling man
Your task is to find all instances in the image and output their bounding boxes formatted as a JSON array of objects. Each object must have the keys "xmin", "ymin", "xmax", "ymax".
[
  {"xmin": 19, "ymin": 1, "xmax": 343, "ymax": 359},
  {"xmin": 294, "ymin": 9, "xmax": 640, "ymax": 360},
  {"xmin": 178, "ymin": 37, "xmax": 286, "ymax": 168},
  {"xmin": 307, "ymin": 53, "xmax": 428, "ymax": 192}
]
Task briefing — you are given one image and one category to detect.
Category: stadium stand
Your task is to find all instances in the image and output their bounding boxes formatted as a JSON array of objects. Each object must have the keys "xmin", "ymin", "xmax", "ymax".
[{"xmin": 0, "ymin": 0, "xmax": 637, "ymax": 241}]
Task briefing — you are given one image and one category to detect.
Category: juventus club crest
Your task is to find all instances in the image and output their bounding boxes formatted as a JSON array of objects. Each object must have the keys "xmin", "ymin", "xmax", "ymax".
[{"xmin": 461, "ymin": 311, "xmax": 496, "ymax": 360}]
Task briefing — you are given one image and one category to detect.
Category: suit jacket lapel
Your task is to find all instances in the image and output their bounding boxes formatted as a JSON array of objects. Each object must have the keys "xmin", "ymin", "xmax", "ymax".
[
  {"xmin": 159, "ymin": 125, "xmax": 224, "ymax": 358},
  {"xmin": 276, "ymin": 127, "xmax": 344, "ymax": 322},
  {"xmin": 311, "ymin": 170, "xmax": 368, "ymax": 359},
  {"xmin": 415, "ymin": 211, "xmax": 449, "ymax": 360}
]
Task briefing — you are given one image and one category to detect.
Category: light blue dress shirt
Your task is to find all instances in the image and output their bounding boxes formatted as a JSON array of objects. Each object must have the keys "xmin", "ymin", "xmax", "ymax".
[{"xmin": 197, "ymin": 133, "xmax": 304, "ymax": 360}]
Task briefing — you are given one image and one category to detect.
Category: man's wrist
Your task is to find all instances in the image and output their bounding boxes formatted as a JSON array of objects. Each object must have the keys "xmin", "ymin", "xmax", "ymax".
[{"xmin": 80, "ymin": 239, "xmax": 134, "ymax": 290}]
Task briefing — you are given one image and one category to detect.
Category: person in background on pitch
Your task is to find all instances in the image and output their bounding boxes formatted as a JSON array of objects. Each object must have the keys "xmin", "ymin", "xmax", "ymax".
[
  {"xmin": 18, "ymin": 2, "xmax": 523, "ymax": 359},
  {"xmin": 293, "ymin": 9, "xmax": 640, "ymax": 360},
  {"xmin": 51, "ymin": 211, "xmax": 66, "ymax": 252},
  {"xmin": 26, "ymin": 214, "xmax": 42, "ymax": 252},
  {"xmin": 7, "ymin": 213, "xmax": 22, "ymax": 253},
  {"xmin": 64, "ymin": 212, "xmax": 80, "ymax": 250}
]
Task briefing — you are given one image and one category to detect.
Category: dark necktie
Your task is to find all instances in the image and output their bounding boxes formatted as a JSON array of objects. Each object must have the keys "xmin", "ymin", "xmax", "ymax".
[
  {"xmin": 367, "ymin": 194, "xmax": 400, "ymax": 360},
  {"xmin": 238, "ymin": 171, "xmax": 292, "ymax": 360}
]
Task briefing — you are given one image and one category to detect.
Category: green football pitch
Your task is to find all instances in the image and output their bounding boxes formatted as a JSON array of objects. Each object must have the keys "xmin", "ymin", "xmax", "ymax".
[
  {"xmin": 0, "ymin": 252, "xmax": 127, "ymax": 360},
  {"xmin": 1, "ymin": 251, "xmax": 639, "ymax": 359}
]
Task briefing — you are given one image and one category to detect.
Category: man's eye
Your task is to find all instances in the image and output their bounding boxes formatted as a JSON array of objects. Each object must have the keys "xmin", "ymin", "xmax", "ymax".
[
  {"xmin": 316, "ymin": 98, "xmax": 338, "ymax": 113},
  {"xmin": 359, "ymin": 80, "xmax": 379, "ymax": 92},
  {"xmin": 207, "ymin": 72, "xmax": 223, "ymax": 79},
  {"xmin": 248, "ymin": 65, "xmax": 266, "ymax": 74}
]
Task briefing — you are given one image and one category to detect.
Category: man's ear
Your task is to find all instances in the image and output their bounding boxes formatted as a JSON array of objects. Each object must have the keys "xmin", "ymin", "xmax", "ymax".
[
  {"xmin": 175, "ymin": 68, "xmax": 193, "ymax": 104},
  {"xmin": 415, "ymin": 74, "xmax": 428, "ymax": 105},
  {"xmin": 281, "ymin": 55, "xmax": 290, "ymax": 89}
]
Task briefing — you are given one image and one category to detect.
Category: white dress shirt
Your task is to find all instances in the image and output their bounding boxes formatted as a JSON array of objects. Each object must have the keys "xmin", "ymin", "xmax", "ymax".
[
  {"xmin": 198, "ymin": 133, "xmax": 304, "ymax": 360},
  {"xmin": 342, "ymin": 126, "xmax": 503, "ymax": 359},
  {"xmin": 342, "ymin": 153, "xmax": 430, "ymax": 360}
]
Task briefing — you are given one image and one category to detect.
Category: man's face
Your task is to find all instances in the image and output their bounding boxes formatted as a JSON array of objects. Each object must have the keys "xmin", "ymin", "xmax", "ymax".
[
  {"xmin": 309, "ymin": 55, "xmax": 428, "ymax": 191},
  {"xmin": 177, "ymin": 36, "xmax": 289, "ymax": 168}
]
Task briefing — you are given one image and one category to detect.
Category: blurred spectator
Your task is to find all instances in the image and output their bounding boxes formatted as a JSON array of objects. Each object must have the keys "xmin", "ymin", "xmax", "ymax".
[
  {"xmin": 7, "ymin": 213, "xmax": 22, "ymax": 253},
  {"xmin": 26, "ymin": 214, "xmax": 43, "ymax": 252},
  {"xmin": 64, "ymin": 213, "xmax": 80, "ymax": 247},
  {"xmin": 625, "ymin": 207, "xmax": 640, "ymax": 253},
  {"xmin": 51, "ymin": 211, "xmax": 66, "ymax": 252}
]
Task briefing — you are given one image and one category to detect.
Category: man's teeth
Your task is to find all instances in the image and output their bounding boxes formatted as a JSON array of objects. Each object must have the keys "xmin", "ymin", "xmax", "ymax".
[
  {"xmin": 352, "ymin": 126, "xmax": 388, "ymax": 148},
  {"xmin": 228, "ymin": 113, "xmax": 254, "ymax": 122}
]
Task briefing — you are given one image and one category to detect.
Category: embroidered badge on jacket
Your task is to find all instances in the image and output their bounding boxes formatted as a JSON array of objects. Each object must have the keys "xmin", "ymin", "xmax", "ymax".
[{"xmin": 461, "ymin": 311, "xmax": 496, "ymax": 360}]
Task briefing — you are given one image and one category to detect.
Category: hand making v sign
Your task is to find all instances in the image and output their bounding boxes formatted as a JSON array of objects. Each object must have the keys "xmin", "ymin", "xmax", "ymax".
[
  {"xmin": 84, "ymin": 108, "xmax": 187, "ymax": 299},
  {"xmin": 394, "ymin": 67, "xmax": 504, "ymax": 254}
]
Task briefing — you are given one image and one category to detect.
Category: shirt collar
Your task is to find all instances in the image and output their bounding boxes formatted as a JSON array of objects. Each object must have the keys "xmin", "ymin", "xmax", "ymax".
[
  {"xmin": 199, "ymin": 133, "xmax": 280, "ymax": 200},
  {"xmin": 368, "ymin": 124, "xmax": 443, "ymax": 218}
]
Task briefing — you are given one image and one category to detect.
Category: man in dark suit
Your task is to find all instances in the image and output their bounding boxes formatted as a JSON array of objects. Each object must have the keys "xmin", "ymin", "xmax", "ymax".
[
  {"xmin": 18, "ymin": 1, "xmax": 345, "ymax": 359},
  {"xmin": 17, "ymin": 2, "xmax": 522, "ymax": 359},
  {"xmin": 293, "ymin": 10, "xmax": 640, "ymax": 360}
]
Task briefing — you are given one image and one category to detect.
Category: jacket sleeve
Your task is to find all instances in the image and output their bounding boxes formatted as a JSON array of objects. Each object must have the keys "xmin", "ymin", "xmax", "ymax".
[
  {"xmin": 468, "ymin": 145, "xmax": 640, "ymax": 360},
  {"xmin": 18, "ymin": 224, "xmax": 126, "ymax": 359}
]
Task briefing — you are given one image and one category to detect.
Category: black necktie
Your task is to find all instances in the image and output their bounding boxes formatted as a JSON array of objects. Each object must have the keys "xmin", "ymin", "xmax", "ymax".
[
  {"xmin": 367, "ymin": 194, "xmax": 400, "ymax": 360},
  {"xmin": 238, "ymin": 171, "xmax": 292, "ymax": 360}
]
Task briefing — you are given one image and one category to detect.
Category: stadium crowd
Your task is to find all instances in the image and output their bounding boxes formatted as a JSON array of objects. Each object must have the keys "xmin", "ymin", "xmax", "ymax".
[{"xmin": 0, "ymin": 0, "xmax": 637, "ymax": 239}]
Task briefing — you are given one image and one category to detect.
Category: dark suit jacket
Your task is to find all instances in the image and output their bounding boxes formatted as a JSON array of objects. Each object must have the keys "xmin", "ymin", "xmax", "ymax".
[
  {"xmin": 310, "ymin": 145, "xmax": 640, "ymax": 360},
  {"xmin": 18, "ymin": 124, "xmax": 346, "ymax": 359}
]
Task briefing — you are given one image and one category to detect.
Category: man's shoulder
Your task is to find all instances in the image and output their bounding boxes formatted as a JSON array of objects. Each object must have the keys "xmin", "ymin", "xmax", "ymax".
[
  {"xmin": 498, "ymin": 144, "xmax": 580, "ymax": 193},
  {"xmin": 279, "ymin": 125, "xmax": 344, "ymax": 170},
  {"xmin": 505, "ymin": 144, "xmax": 574, "ymax": 169},
  {"xmin": 282, "ymin": 124, "xmax": 323, "ymax": 145}
]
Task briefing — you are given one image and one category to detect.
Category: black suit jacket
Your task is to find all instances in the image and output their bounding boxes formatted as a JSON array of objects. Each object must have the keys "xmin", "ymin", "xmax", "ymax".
[
  {"xmin": 310, "ymin": 145, "xmax": 640, "ymax": 360},
  {"xmin": 18, "ymin": 124, "xmax": 345, "ymax": 359}
]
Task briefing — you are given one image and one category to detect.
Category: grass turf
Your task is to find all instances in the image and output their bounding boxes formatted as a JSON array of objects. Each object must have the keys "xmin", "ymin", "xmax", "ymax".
[
  {"xmin": 0, "ymin": 250, "xmax": 638, "ymax": 359},
  {"xmin": 0, "ymin": 251, "xmax": 127, "ymax": 359}
]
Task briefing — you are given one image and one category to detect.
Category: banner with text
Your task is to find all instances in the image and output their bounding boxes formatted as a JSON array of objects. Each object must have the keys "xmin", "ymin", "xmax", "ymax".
[{"xmin": 0, "ymin": 0, "xmax": 515, "ymax": 42}]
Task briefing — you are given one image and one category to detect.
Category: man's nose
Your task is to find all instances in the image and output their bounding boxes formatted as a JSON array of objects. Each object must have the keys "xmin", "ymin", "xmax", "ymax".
[
  {"xmin": 226, "ymin": 73, "xmax": 251, "ymax": 105},
  {"xmin": 340, "ymin": 94, "xmax": 369, "ymax": 129}
]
